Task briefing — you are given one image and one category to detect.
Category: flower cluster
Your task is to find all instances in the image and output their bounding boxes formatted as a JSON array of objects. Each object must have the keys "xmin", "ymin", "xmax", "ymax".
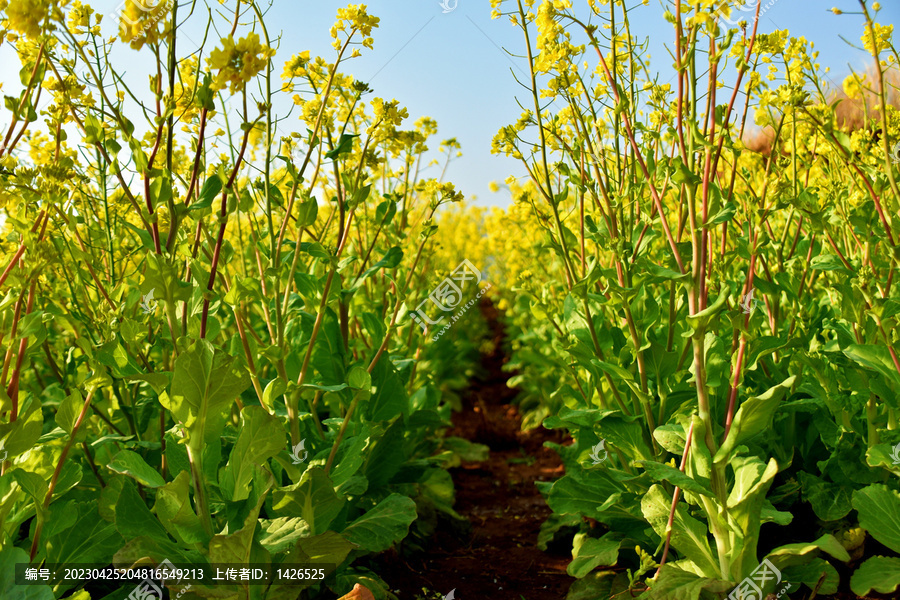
[
  {"xmin": 117, "ymin": 0, "xmax": 172, "ymax": 50},
  {"xmin": 1, "ymin": 0, "xmax": 55, "ymax": 40},
  {"xmin": 330, "ymin": 4, "xmax": 379, "ymax": 53},
  {"xmin": 207, "ymin": 32, "xmax": 275, "ymax": 94}
]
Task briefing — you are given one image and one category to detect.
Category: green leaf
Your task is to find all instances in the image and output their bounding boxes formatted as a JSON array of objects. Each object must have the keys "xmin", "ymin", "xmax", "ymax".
[
  {"xmin": 684, "ymin": 290, "xmax": 730, "ymax": 334},
  {"xmin": 765, "ymin": 533, "xmax": 851, "ymax": 570},
  {"xmin": 296, "ymin": 198, "xmax": 318, "ymax": 227},
  {"xmin": 726, "ymin": 456, "xmax": 781, "ymax": 578},
  {"xmin": 122, "ymin": 220, "xmax": 154, "ymax": 251},
  {"xmin": 704, "ymin": 202, "xmax": 736, "ymax": 226},
  {"xmin": 638, "ymin": 461, "xmax": 713, "ymax": 498},
  {"xmin": 351, "ymin": 247, "xmax": 403, "ymax": 292},
  {"xmin": 300, "ymin": 241, "xmax": 331, "ymax": 260},
  {"xmin": 55, "ymin": 391, "xmax": 86, "ymax": 435},
  {"xmin": 264, "ymin": 532, "xmax": 352, "ymax": 599},
  {"xmin": 164, "ymin": 339, "xmax": 250, "ymax": 452},
  {"xmin": 208, "ymin": 474, "xmax": 270, "ymax": 567},
  {"xmin": 341, "ymin": 493, "xmax": 417, "ymax": 553},
  {"xmin": 843, "ymin": 344, "xmax": 900, "ymax": 386},
  {"xmin": 866, "ymin": 444, "xmax": 900, "ymax": 473},
  {"xmin": 365, "ymin": 358, "xmax": 408, "ymax": 422},
  {"xmin": 129, "ymin": 137, "xmax": 149, "ymax": 172},
  {"xmin": 798, "ymin": 472, "xmax": 853, "ymax": 521},
  {"xmin": 375, "ymin": 198, "xmax": 397, "ymax": 224},
  {"xmin": 149, "ymin": 176, "xmax": 173, "ymax": 210},
  {"xmin": 347, "ymin": 366, "xmax": 371, "ymax": 391},
  {"xmin": 220, "ymin": 406, "xmax": 285, "ymax": 502},
  {"xmin": 112, "ymin": 536, "xmax": 206, "ymax": 575},
  {"xmin": 153, "ymin": 470, "xmax": 209, "ymax": 546},
  {"xmin": 810, "ymin": 254, "xmax": 851, "ymax": 273},
  {"xmin": 714, "ymin": 376, "xmax": 796, "ymax": 464},
  {"xmin": 123, "ymin": 373, "xmax": 171, "ymax": 395},
  {"xmin": 0, "ymin": 397, "xmax": 44, "ymax": 457},
  {"xmin": 188, "ymin": 176, "xmax": 223, "ymax": 212},
  {"xmin": 11, "ymin": 468, "xmax": 48, "ymax": 505},
  {"xmin": 363, "ymin": 420, "xmax": 406, "ymax": 490},
  {"xmin": 653, "ymin": 424, "xmax": 687, "ymax": 455},
  {"xmin": 783, "ymin": 558, "xmax": 839, "ymax": 596},
  {"xmin": 329, "ymin": 425, "xmax": 371, "ymax": 489},
  {"xmin": 0, "ymin": 546, "xmax": 54, "ymax": 600},
  {"xmin": 643, "ymin": 565, "xmax": 732, "ymax": 600},
  {"xmin": 641, "ymin": 484, "xmax": 719, "ymax": 579},
  {"xmin": 853, "ymin": 484, "xmax": 900, "ymax": 553},
  {"xmin": 547, "ymin": 472, "xmax": 624, "ymax": 518},
  {"xmin": 114, "ymin": 479, "xmax": 170, "ymax": 542},
  {"xmin": 258, "ymin": 517, "xmax": 309, "ymax": 554},
  {"xmin": 46, "ymin": 501, "xmax": 123, "ymax": 570},
  {"xmin": 325, "ymin": 134, "xmax": 359, "ymax": 159},
  {"xmin": 262, "ymin": 378, "xmax": 286, "ymax": 413},
  {"xmin": 567, "ymin": 531, "xmax": 623, "ymax": 578},
  {"xmin": 107, "ymin": 449, "xmax": 166, "ymax": 488},
  {"xmin": 850, "ymin": 556, "xmax": 900, "ymax": 597},
  {"xmin": 295, "ymin": 530, "xmax": 354, "ymax": 564},
  {"xmin": 567, "ymin": 571, "xmax": 631, "ymax": 600},
  {"xmin": 271, "ymin": 467, "xmax": 345, "ymax": 535},
  {"xmin": 441, "ymin": 437, "xmax": 489, "ymax": 463},
  {"xmin": 349, "ymin": 184, "xmax": 371, "ymax": 207}
]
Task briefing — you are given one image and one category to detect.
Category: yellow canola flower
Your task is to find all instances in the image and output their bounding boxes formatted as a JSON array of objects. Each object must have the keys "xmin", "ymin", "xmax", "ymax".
[
  {"xmin": 207, "ymin": 32, "xmax": 276, "ymax": 94},
  {"xmin": 862, "ymin": 22, "xmax": 893, "ymax": 54},
  {"xmin": 330, "ymin": 4, "xmax": 379, "ymax": 51},
  {"xmin": 117, "ymin": 0, "xmax": 171, "ymax": 50},
  {"xmin": 2, "ymin": 0, "xmax": 54, "ymax": 39},
  {"xmin": 843, "ymin": 73, "xmax": 863, "ymax": 100},
  {"xmin": 66, "ymin": 0, "xmax": 93, "ymax": 35}
]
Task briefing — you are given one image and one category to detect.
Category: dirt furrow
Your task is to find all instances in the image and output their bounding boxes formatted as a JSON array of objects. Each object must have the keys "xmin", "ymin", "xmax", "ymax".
[{"xmin": 375, "ymin": 299, "xmax": 571, "ymax": 600}]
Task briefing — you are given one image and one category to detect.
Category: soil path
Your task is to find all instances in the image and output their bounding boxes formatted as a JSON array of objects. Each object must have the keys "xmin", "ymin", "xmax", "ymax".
[{"xmin": 375, "ymin": 298, "xmax": 573, "ymax": 600}]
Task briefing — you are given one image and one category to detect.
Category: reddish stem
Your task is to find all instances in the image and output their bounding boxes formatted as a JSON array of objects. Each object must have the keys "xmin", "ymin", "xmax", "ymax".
[
  {"xmin": 30, "ymin": 389, "xmax": 96, "ymax": 560},
  {"xmin": 656, "ymin": 420, "xmax": 695, "ymax": 574}
]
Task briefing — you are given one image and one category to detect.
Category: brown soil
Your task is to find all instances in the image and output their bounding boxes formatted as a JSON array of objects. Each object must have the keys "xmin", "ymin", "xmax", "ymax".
[{"xmin": 373, "ymin": 298, "xmax": 573, "ymax": 600}]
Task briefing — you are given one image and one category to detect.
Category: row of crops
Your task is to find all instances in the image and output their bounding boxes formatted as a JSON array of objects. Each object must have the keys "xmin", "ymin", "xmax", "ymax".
[{"xmin": 0, "ymin": 0, "xmax": 899, "ymax": 599}]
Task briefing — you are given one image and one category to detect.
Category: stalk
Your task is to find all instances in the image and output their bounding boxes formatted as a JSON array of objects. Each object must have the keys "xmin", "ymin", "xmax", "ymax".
[
  {"xmin": 199, "ymin": 120, "xmax": 254, "ymax": 339},
  {"xmin": 186, "ymin": 441, "xmax": 214, "ymax": 538},
  {"xmin": 656, "ymin": 420, "xmax": 695, "ymax": 575},
  {"xmin": 325, "ymin": 290, "xmax": 402, "ymax": 475},
  {"xmin": 30, "ymin": 389, "xmax": 97, "ymax": 560}
]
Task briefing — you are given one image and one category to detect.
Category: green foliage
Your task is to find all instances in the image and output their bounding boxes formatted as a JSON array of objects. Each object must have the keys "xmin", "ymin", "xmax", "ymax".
[
  {"xmin": 486, "ymin": 0, "xmax": 900, "ymax": 597},
  {"xmin": 0, "ymin": 1, "xmax": 486, "ymax": 598}
]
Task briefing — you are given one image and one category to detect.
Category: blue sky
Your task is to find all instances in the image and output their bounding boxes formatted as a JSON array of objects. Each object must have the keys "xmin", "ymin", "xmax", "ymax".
[
  {"xmin": 251, "ymin": 0, "xmax": 893, "ymax": 208},
  {"xmin": 262, "ymin": 0, "xmax": 900, "ymax": 206},
  {"xmin": 1, "ymin": 1, "xmax": 896, "ymax": 209}
]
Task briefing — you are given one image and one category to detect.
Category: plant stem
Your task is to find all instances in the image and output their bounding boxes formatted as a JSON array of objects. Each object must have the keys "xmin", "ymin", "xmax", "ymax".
[{"xmin": 30, "ymin": 389, "xmax": 96, "ymax": 560}]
